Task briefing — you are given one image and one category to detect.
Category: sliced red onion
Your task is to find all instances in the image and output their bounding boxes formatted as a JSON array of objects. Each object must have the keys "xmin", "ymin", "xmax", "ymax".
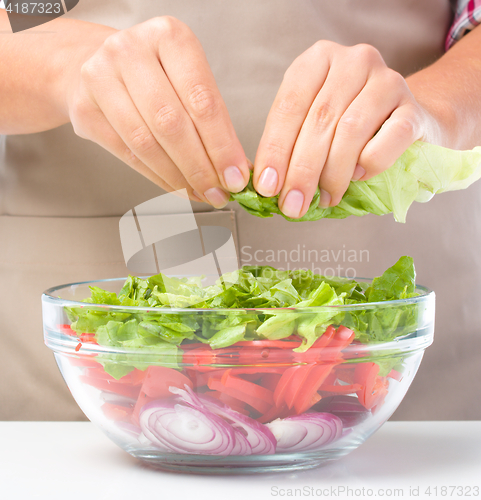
[
  {"xmin": 100, "ymin": 391, "xmax": 137, "ymax": 407},
  {"xmin": 115, "ymin": 421, "xmax": 142, "ymax": 438},
  {"xmin": 230, "ymin": 427, "xmax": 251, "ymax": 456},
  {"xmin": 209, "ymin": 406, "xmax": 276, "ymax": 455},
  {"xmin": 266, "ymin": 412, "xmax": 343, "ymax": 452},
  {"xmin": 313, "ymin": 395, "xmax": 371, "ymax": 427},
  {"xmin": 170, "ymin": 385, "xmax": 276, "ymax": 455},
  {"xmin": 140, "ymin": 401, "xmax": 236, "ymax": 455}
]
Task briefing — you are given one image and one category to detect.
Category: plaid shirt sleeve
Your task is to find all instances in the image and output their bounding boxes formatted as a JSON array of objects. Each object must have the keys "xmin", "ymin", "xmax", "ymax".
[{"xmin": 446, "ymin": 0, "xmax": 481, "ymax": 49}]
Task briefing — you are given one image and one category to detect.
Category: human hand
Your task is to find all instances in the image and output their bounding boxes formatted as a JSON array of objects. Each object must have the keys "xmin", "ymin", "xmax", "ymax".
[
  {"xmin": 66, "ymin": 17, "xmax": 249, "ymax": 207},
  {"xmin": 253, "ymin": 41, "xmax": 443, "ymax": 218}
]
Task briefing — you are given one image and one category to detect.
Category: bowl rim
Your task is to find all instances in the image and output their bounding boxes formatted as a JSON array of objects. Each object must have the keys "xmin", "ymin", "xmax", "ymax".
[
  {"xmin": 42, "ymin": 276, "xmax": 435, "ymax": 314},
  {"xmin": 43, "ymin": 276, "xmax": 435, "ymax": 358}
]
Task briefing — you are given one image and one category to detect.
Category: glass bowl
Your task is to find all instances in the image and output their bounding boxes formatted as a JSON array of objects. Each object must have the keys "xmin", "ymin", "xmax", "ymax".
[{"xmin": 42, "ymin": 277, "xmax": 434, "ymax": 474}]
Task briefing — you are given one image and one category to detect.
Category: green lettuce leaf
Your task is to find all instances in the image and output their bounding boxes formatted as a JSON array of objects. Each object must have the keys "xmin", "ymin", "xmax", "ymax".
[
  {"xmin": 343, "ymin": 256, "xmax": 419, "ymax": 343},
  {"xmin": 230, "ymin": 141, "xmax": 481, "ymax": 223},
  {"xmin": 67, "ymin": 258, "xmax": 422, "ymax": 367}
]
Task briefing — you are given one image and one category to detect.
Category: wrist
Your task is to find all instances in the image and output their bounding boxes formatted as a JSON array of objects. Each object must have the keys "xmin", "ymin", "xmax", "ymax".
[
  {"xmin": 50, "ymin": 20, "xmax": 117, "ymax": 121},
  {"xmin": 406, "ymin": 72, "xmax": 460, "ymax": 149}
]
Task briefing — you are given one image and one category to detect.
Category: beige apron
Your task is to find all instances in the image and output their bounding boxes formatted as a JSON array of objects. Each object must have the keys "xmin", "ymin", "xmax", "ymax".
[{"xmin": 4, "ymin": 0, "xmax": 476, "ymax": 422}]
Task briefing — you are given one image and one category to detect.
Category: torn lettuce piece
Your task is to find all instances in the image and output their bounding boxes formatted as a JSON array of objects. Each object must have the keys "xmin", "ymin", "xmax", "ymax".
[
  {"xmin": 230, "ymin": 142, "xmax": 481, "ymax": 223},
  {"xmin": 68, "ymin": 257, "xmax": 422, "ymax": 353}
]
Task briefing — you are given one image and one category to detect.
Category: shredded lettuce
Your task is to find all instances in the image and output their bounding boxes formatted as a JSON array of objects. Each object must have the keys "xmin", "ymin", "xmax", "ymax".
[
  {"xmin": 65, "ymin": 257, "xmax": 425, "ymax": 378},
  {"xmin": 230, "ymin": 141, "xmax": 481, "ymax": 223},
  {"xmin": 68, "ymin": 256, "xmax": 421, "ymax": 353}
]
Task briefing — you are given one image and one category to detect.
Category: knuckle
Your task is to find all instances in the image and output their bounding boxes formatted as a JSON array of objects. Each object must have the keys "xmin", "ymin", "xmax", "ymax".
[
  {"xmin": 338, "ymin": 111, "xmax": 366, "ymax": 136},
  {"xmin": 70, "ymin": 100, "xmax": 94, "ymax": 138},
  {"xmin": 383, "ymin": 68, "xmax": 406, "ymax": 88},
  {"xmin": 291, "ymin": 160, "xmax": 319, "ymax": 180},
  {"xmin": 310, "ymin": 101, "xmax": 337, "ymax": 134},
  {"xmin": 153, "ymin": 104, "xmax": 184, "ymax": 137},
  {"xmin": 352, "ymin": 43, "xmax": 382, "ymax": 64},
  {"xmin": 392, "ymin": 116, "xmax": 416, "ymax": 138},
  {"xmin": 186, "ymin": 84, "xmax": 219, "ymax": 120},
  {"xmin": 320, "ymin": 171, "xmax": 349, "ymax": 198},
  {"xmin": 263, "ymin": 138, "xmax": 290, "ymax": 163},
  {"xmin": 128, "ymin": 126, "xmax": 158, "ymax": 155},
  {"xmin": 79, "ymin": 60, "xmax": 96, "ymax": 82},
  {"xmin": 360, "ymin": 148, "xmax": 385, "ymax": 174},
  {"xmin": 186, "ymin": 165, "xmax": 212, "ymax": 187},
  {"xmin": 311, "ymin": 39, "xmax": 336, "ymax": 56},
  {"xmin": 275, "ymin": 89, "xmax": 306, "ymax": 117},
  {"xmin": 103, "ymin": 32, "xmax": 132, "ymax": 55},
  {"xmin": 151, "ymin": 16, "xmax": 188, "ymax": 41}
]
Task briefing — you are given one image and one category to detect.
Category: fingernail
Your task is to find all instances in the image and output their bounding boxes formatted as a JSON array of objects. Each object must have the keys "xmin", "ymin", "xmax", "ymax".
[
  {"xmin": 223, "ymin": 166, "xmax": 246, "ymax": 193},
  {"xmin": 204, "ymin": 187, "xmax": 230, "ymax": 208},
  {"xmin": 257, "ymin": 167, "xmax": 278, "ymax": 197},
  {"xmin": 319, "ymin": 189, "xmax": 331, "ymax": 208},
  {"xmin": 282, "ymin": 189, "xmax": 304, "ymax": 218},
  {"xmin": 352, "ymin": 164, "xmax": 366, "ymax": 181}
]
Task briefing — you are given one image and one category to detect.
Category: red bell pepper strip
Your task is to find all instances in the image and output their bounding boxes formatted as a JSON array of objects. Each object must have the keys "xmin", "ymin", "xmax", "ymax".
[
  {"xmin": 257, "ymin": 402, "xmax": 292, "ymax": 424},
  {"xmin": 68, "ymin": 356, "xmax": 100, "ymax": 368},
  {"xmin": 84, "ymin": 367, "xmax": 146, "ymax": 386},
  {"xmin": 283, "ymin": 365, "xmax": 316, "ymax": 409},
  {"xmin": 101, "ymin": 402, "xmax": 133, "ymax": 423},
  {"xmin": 235, "ymin": 340, "xmax": 302, "ymax": 349},
  {"xmin": 207, "ymin": 378, "xmax": 271, "ymax": 414},
  {"xmin": 182, "ymin": 348, "xmax": 218, "ymax": 371},
  {"xmin": 213, "ymin": 392, "xmax": 250, "ymax": 415},
  {"xmin": 131, "ymin": 393, "xmax": 157, "ymax": 426},
  {"xmin": 130, "ymin": 367, "xmax": 193, "ymax": 426},
  {"xmin": 140, "ymin": 366, "xmax": 192, "ymax": 398},
  {"xmin": 259, "ymin": 373, "xmax": 283, "ymax": 392},
  {"xmin": 293, "ymin": 364, "xmax": 335, "ymax": 415},
  {"xmin": 273, "ymin": 366, "xmax": 301, "ymax": 407},
  {"xmin": 59, "ymin": 324, "xmax": 77, "ymax": 336},
  {"xmin": 292, "ymin": 326, "xmax": 337, "ymax": 364},
  {"xmin": 354, "ymin": 362, "xmax": 384, "ymax": 409},
  {"xmin": 319, "ymin": 383, "xmax": 362, "ymax": 394},
  {"xmin": 322, "ymin": 326, "xmax": 355, "ymax": 361},
  {"xmin": 79, "ymin": 375, "xmax": 142, "ymax": 399},
  {"xmin": 370, "ymin": 379, "xmax": 389, "ymax": 412},
  {"xmin": 228, "ymin": 366, "xmax": 288, "ymax": 375},
  {"xmin": 220, "ymin": 370, "xmax": 275, "ymax": 404},
  {"xmin": 387, "ymin": 369, "xmax": 403, "ymax": 382}
]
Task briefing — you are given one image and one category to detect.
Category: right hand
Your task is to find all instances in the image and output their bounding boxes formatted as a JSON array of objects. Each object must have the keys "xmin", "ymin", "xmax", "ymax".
[{"xmin": 66, "ymin": 17, "xmax": 249, "ymax": 207}]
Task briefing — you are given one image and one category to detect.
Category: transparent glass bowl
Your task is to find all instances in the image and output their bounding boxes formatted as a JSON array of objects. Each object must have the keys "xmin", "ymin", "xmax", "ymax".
[{"xmin": 42, "ymin": 278, "xmax": 434, "ymax": 474}]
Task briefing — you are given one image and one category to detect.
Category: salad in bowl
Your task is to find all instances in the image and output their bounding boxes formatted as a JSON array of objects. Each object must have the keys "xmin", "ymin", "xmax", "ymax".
[{"xmin": 42, "ymin": 256, "xmax": 434, "ymax": 473}]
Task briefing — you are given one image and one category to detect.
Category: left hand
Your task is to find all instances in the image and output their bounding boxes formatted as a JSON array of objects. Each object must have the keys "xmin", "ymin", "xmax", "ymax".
[{"xmin": 253, "ymin": 41, "xmax": 443, "ymax": 219}]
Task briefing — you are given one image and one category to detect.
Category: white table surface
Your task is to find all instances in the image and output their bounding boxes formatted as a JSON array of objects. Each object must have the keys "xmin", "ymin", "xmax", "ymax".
[{"xmin": 1, "ymin": 421, "xmax": 480, "ymax": 500}]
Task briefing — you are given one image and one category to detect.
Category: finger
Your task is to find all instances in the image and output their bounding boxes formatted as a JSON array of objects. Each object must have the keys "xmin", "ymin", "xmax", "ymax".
[
  {"xmin": 118, "ymin": 19, "xmax": 248, "ymax": 202},
  {"xmin": 74, "ymin": 105, "xmax": 177, "ymax": 194},
  {"xmin": 98, "ymin": 32, "xmax": 229, "ymax": 207},
  {"xmin": 115, "ymin": 43, "xmax": 229, "ymax": 207},
  {"xmin": 253, "ymin": 41, "xmax": 332, "ymax": 199},
  {"xmin": 277, "ymin": 50, "xmax": 373, "ymax": 218},
  {"xmin": 358, "ymin": 102, "xmax": 423, "ymax": 180},
  {"xmin": 85, "ymin": 75, "xmax": 199, "ymax": 197},
  {"xmin": 154, "ymin": 19, "xmax": 249, "ymax": 192},
  {"xmin": 320, "ymin": 71, "xmax": 409, "ymax": 205}
]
